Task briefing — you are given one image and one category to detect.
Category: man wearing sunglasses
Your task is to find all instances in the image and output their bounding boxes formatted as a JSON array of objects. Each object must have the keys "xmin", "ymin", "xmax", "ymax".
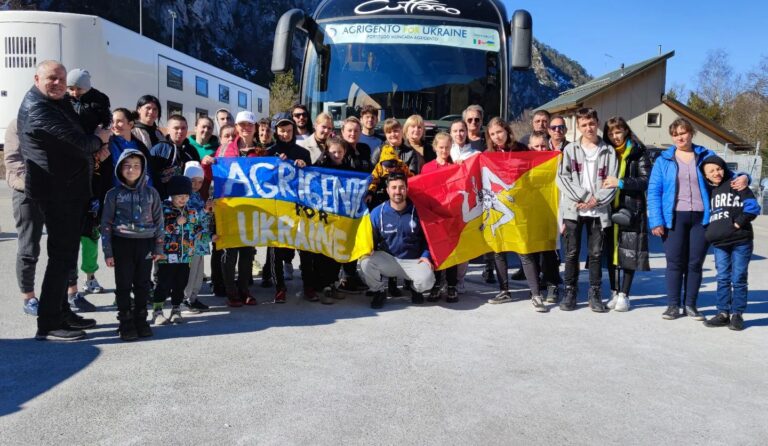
[
  {"xmin": 519, "ymin": 109, "xmax": 551, "ymax": 146},
  {"xmin": 548, "ymin": 115, "xmax": 570, "ymax": 151},
  {"xmin": 463, "ymin": 105, "xmax": 486, "ymax": 152},
  {"xmin": 290, "ymin": 104, "xmax": 313, "ymax": 143}
]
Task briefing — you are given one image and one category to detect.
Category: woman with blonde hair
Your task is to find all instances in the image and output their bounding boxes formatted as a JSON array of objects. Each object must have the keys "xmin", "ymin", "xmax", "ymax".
[{"xmin": 402, "ymin": 114, "xmax": 435, "ymax": 168}]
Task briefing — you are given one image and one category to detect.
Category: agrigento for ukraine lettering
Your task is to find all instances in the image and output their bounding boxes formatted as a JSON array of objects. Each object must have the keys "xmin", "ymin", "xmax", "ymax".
[{"xmin": 212, "ymin": 158, "xmax": 374, "ymax": 262}]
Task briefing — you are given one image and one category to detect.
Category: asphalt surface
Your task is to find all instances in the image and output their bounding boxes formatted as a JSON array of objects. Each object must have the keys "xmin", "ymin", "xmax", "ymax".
[{"xmin": 1, "ymin": 181, "xmax": 766, "ymax": 445}]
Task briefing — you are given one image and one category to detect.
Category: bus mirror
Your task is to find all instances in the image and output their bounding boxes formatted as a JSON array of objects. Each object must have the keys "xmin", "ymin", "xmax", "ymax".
[
  {"xmin": 271, "ymin": 9, "xmax": 307, "ymax": 74},
  {"xmin": 510, "ymin": 10, "xmax": 532, "ymax": 70}
]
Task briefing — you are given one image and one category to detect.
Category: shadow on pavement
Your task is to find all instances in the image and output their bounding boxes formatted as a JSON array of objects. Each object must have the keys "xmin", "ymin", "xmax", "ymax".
[{"xmin": 0, "ymin": 339, "xmax": 101, "ymax": 417}]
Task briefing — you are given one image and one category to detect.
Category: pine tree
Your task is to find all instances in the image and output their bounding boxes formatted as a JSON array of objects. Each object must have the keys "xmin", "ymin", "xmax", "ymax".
[{"xmin": 269, "ymin": 70, "xmax": 299, "ymax": 116}]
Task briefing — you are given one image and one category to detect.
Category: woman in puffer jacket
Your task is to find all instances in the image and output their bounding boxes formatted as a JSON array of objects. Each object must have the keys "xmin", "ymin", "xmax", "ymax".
[{"xmin": 600, "ymin": 117, "xmax": 651, "ymax": 312}]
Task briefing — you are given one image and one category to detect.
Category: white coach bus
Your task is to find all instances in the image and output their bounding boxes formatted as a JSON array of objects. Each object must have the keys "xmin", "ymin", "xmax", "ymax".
[{"xmin": 0, "ymin": 10, "xmax": 269, "ymax": 145}]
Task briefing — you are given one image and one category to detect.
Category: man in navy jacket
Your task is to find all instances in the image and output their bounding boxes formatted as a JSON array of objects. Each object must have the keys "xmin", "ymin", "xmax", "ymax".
[{"xmin": 360, "ymin": 173, "xmax": 435, "ymax": 309}]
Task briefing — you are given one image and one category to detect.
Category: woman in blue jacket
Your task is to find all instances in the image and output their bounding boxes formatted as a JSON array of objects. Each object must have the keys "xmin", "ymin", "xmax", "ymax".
[{"xmin": 647, "ymin": 118, "xmax": 748, "ymax": 321}]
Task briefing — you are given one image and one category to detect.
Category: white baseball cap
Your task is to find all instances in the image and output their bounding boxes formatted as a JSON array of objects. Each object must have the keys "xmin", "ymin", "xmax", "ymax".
[{"xmin": 235, "ymin": 111, "xmax": 256, "ymax": 124}]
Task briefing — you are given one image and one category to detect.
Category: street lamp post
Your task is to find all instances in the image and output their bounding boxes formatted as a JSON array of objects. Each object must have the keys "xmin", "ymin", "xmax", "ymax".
[
  {"xmin": 139, "ymin": 0, "xmax": 142, "ymax": 35},
  {"xmin": 168, "ymin": 10, "xmax": 177, "ymax": 49}
]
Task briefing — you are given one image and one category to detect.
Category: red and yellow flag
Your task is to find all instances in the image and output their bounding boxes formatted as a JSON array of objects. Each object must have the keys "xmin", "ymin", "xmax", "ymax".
[{"xmin": 408, "ymin": 151, "xmax": 560, "ymax": 269}]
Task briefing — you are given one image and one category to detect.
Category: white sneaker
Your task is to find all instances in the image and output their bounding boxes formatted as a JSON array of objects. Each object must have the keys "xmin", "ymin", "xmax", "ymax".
[
  {"xmin": 82, "ymin": 277, "xmax": 104, "ymax": 294},
  {"xmin": 169, "ymin": 308, "xmax": 185, "ymax": 324},
  {"xmin": 456, "ymin": 281, "xmax": 466, "ymax": 295},
  {"xmin": 151, "ymin": 309, "xmax": 169, "ymax": 325},
  {"xmin": 606, "ymin": 290, "xmax": 619, "ymax": 310},
  {"xmin": 614, "ymin": 292, "xmax": 630, "ymax": 312},
  {"xmin": 284, "ymin": 263, "xmax": 294, "ymax": 281}
]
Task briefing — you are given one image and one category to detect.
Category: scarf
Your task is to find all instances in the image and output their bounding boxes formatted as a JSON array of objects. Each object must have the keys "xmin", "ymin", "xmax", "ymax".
[{"xmin": 612, "ymin": 140, "xmax": 633, "ymax": 265}]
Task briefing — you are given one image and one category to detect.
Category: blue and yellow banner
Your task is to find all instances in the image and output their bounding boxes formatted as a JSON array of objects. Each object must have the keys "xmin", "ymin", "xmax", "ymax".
[{"xmin": 212, "ymin": 157, "xmax": 374, "ymax": 262}]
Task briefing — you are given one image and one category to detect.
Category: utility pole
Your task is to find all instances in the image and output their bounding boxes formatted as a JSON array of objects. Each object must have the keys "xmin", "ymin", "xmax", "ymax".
[
  {"xmin": 168, "ymin": 10, "xmax": 177, "ymax": 49},
  {"xmin": 139, "ymin": 0, "xmax": 142, "ymax": 35}
]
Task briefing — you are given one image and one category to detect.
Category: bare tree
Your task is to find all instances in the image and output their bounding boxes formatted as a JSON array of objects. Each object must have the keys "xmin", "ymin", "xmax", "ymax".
[{"xmin": 692, "ymin": 49, "xmax": 741, "ymax": 120}]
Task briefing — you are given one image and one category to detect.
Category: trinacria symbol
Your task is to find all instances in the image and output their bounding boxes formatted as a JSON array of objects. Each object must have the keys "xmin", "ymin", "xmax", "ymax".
[{"xmin": 458, "ymin": 167, "xmax": 515, "ymax": 235}]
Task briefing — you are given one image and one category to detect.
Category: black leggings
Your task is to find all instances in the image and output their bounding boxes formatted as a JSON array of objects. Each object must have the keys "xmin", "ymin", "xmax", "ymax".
[{"xmin": 607, "ymin": 265, "xmax": 635, "ymax": 295}]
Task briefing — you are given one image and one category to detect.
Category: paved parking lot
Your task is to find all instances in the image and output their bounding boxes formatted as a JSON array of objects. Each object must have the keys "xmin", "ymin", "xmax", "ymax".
[{"xmin": 1, "ymin": 182, "xmax": 766, "ymax": 445}]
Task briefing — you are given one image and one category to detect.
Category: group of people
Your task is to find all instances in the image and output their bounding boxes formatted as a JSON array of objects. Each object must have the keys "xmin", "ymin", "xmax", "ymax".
[{"xmin": 6, "ymin": 60, "xmax": 759, "ymax": 342}]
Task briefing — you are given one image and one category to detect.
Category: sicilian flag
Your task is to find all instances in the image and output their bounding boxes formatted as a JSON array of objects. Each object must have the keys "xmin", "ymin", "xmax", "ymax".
[
  {"xmin": 408, "ymin": 152, "xmax": 560, "ymax": 269},
  {"xmin": 212, "ymin": 157, "xmax": 374, "ymax": 262}
]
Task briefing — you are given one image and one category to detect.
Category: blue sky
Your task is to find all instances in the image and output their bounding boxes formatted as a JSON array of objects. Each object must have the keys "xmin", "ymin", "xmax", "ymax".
[{"xmin": 503, "ymin": 0, "xmax": 767, "ymax": 96}]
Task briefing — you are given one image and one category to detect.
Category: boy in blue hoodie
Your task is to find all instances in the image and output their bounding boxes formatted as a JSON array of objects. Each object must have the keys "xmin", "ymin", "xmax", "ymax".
[
  {"xmin": 101, "ymin": 149, "xmax": 163, "ymax": 341},
  {"xmin": 701, "ymin": 156, "xmax": 760, "ymax": 331}
]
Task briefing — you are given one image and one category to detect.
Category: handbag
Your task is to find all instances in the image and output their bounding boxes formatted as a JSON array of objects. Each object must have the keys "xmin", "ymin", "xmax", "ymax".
[{"xmin": 611, "ymin": 207, "xmax": 635, "ymax": 227}]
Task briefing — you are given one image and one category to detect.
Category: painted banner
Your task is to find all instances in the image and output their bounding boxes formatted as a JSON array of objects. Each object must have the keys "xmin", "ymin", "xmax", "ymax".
[
  {"xmin": 408, "ymin": 152, "xmax": 561, "ymax": 269},
  {"xmin": 323, "ymin": 22, "xmax": 500, "ymax": 52},
  {"xmin": 212, "ymin": 157, "xmax": 374, "ymax": 262}
]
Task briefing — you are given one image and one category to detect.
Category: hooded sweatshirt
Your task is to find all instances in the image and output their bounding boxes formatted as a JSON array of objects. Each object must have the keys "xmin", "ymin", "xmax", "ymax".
[
  {"xmin": 701, "ymin": 156, "xmax": 761, "ymax": 247},
  {"xmin": 100, "ymin": 149, "xmax": 164, "ymax": 259}
]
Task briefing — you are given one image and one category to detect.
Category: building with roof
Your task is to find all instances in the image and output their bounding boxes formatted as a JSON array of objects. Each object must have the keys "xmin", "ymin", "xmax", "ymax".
[{"xmin": 538, "ymin": 51, "xmax": 751, "ymax": 152}]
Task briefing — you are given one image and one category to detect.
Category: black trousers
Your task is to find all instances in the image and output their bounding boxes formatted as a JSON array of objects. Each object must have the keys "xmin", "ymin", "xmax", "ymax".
[
  {"xmin": 36, "ymin": 197, "xmax": 88, "ymax": 331},
  {"xmin": 154, "ymin": 263, "xmax": 190, "ymax": 306},
  {"xmin": 268, "ymin": 247, "xmax": 294, "ymax": 290},
  {"xmin": 308, "ymin": 253, "xmax": 341, "ymax": 290},
  {"xmin": 433, "ymin": 265, "xmax": 458, "ymax": 288},
  {"xmin": 563, "ymin": 217, "xmax": 604, "ymax": 288},
  {"xmin": 210, "ymin": 243, "xmax": 224, "ymax": 294},
  {"xmin": 519, "ymin": 252, "xmax": 561, "ymax": 296},
  {"xmin": 112, "ymin": 236, "xmax": 154, "ymax": 312},
  {"xmin": 221, "ymin": 247, "xmax": 254, "ymax": 295}
]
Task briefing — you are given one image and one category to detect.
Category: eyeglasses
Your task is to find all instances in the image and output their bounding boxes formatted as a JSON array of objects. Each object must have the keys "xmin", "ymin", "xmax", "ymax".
[
  {"xmin": 292, "ymin": 113, "xmax": 308, "ymax": 118},
  {"xmin": 466, "ymin": 118, "xmax": 481, "ymax": 123},
  {"xmin": 549, "ymin": 125, "xmax": 566, "ymax": 132}
]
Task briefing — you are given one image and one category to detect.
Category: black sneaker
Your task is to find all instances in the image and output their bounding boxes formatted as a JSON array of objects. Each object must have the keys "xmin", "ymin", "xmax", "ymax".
[
  {"xmin": 510, "ymin": 268, "xmax": 526, "ymax": 281},
  {"xmin": 545, "ymin": 284, "xmax": 560, "ymax": 304},
  {"xmin": 65, "ymin": 314, "xmax": 97, "ymax": 330},
  {"xmin": 445, "ymin": 286, "xmax": 459, "ymax": 303},
  {"xmin": 704, "ymin": 312, "xmax": 730, "ymax": 327},
  {"xmin": 388, "ymin": 277, "xmax": 403, "ymax": 297},
  {"xmin": 588, "ymin": 286, "xmax": 607, "ymax": 313},
  {"xmin": 482, "ymin": 267, "xmax": 496, "ymax": 284},
  {"xmin": 685, "ymin": 305, "xmax": 705, "ymax": 321},
  {"xmin": 411, "ymin": 290, "xmax": 424, "ymax": 304},
  {"xmin": 190, "ymin": 299, "xmax": 210, "ymax": 311},
  {"xmin": 370, "ymin": 291, "xmax": 385, "ymax": 309},
  {"xmin": 339, "ymin": 275, "xmax": 369, "ymax": 293},
  {"xmin": 728, "ymin": 313, "xmax": 744, "ymax": 331},
  {"xmin": 662, "ymin": 306, "xmax": 681, "ymax": 320},
  {"xmin": 559, "ymin": 287, "xmax": 577, "ymax": 311},
  {"xmin": 427, "ymin": 286, "xmax": 443, "ymax": 302},
  {"xmin": 35, "ymin": 328, "xmax": 86, "ymax": 341}
]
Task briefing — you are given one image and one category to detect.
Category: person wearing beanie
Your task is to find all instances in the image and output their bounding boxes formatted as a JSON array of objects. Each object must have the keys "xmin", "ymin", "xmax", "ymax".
[
  {"xmin": 65, "ymin": 67, "xmax": 113, "ymax": 305},
  {"xmin": 267, "ymin": 116, "xmax": 312, "ymax": 303},
  {"xmin": 367, "ymin": 145, "xmax": 413, "ymax": 210},
  {"xmin": 181, "ymin": 161, "xmax": 213, "ymax": 313},
  {"xmin": 152, "ymin": 175, "xmax": 200, "ymax": 326},
  {"xmin": 701, "ymin": 156, "xmax": 761, "ymax": 331}
]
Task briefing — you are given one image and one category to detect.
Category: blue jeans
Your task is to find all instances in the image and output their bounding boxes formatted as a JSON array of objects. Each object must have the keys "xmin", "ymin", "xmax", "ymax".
[{"xmin": 713, "ymin": 241, "xmax": 753, "ymax": 314}]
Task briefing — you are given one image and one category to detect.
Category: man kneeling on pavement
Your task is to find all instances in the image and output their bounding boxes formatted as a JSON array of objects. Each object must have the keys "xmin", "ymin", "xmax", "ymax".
[{"xmin": 360, "ymin": 172, "xmax": 435, "ymax": 308}]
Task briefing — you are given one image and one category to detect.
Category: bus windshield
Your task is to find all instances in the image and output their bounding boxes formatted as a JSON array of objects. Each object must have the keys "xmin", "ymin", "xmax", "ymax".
[{"xmin": 303, "ymin": 20, "xmax": 502, "ymax": 124}]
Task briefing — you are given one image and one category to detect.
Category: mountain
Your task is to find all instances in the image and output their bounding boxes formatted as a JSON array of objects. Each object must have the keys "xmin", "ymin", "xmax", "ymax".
[{"xmin": 4, "ymin": 0, "xmax": 591, "ymax": 116}]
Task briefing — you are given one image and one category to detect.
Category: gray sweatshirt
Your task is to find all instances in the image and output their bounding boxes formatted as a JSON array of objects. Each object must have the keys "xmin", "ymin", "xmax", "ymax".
[
  {"xmin": 101, "ymin": 149, "xmax": 163, "ymax": 258},
  {"xmin": 556, "ymin": 139, "xmax": 618, "ymax": 228}
]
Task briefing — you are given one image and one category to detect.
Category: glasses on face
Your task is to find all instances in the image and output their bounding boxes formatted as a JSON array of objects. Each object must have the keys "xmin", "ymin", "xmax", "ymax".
[
  {"xmin": 549, "ymin": 125, "xmax": 566, "ymax": 132},
  {"xmin": 466, "ymin": 118, "xmax": 481, "ymax": 123},
  {"xmin": 293, "ymin": 113, "xmax": 308, "ymax": 118}
]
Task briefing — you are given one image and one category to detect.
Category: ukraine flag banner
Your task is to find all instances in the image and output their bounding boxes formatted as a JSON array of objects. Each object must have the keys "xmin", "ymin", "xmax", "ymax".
[
  {"xmin": 212, "ymin": 157, "xmax": 374, "ymax": 262},
  {"xmin": 408, "ymin": 151, "xmax": 561, "ymax": 270}
]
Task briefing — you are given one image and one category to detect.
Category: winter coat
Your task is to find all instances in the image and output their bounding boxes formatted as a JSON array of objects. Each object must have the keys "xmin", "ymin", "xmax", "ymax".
[
  {"xmin": 100, "ymin": 149, "xmax": 163, "ymax": 259},
  {"xmin": 4, "ymin": 119, "xmax": 24, "ymax": 191},
  {"xmin": 17, "ymin": 86, "xmax": 102, "ymax": 200},
  {"xmin": 614, "ymin": 145, "xmax": 652, "ymax": 271},
  {"xmin": 648, "ymin": 145, "xmax": 720, "ymax": 229},
  {"xmin": 267, "ymin": 138, "xmax": 312, "ymax": 164},
  {"xmin": 132, "ymin": 122, "xmax": 164, "ymax": 149},
  {"xmin": 346, "ymin": 141, "xmax": 373, "ymax": 173},
  {"xmin": 556, "ymin": 139, "xmax": 618, "ymax": 228},
  {"xmin": 66, "ymin": 87, "xmax": 111, "ymax": 134},
  {"xmin": 157, "ymin": 199, "xmax": 200, "ymax": 264},
  {"xmin": 187, "ymin": 191, "xmax": 213, "ymax": 256},
  {"xmin": 372, "ymin": 142, "xmax": 424, "ymax": 174},
  {"xmin": 149, "ymin": 137, "xmax": 201, "ymax": 198},
  {"xmin": 97, "ymin": 134, "xmax": 152, "ymax": 194}
]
